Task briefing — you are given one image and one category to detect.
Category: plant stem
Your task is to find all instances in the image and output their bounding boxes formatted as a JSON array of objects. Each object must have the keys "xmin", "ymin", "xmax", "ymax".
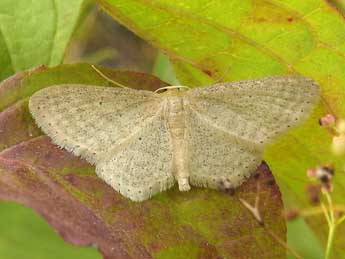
[
  {"xmin": 324, "ymin": 192, "xmax": 336, "ymax": 259},
  {"xmin": 325, "ymin": 224, "xmax": 336, "ymax": 259},
  {"xmin": 321, "ymin": 202, "xmax": 331, "ymax": 227},
  {"xmin": 299, "ymin": 204, "xmax": 345, "ymax": 217},
  {"xmin": 325, "ymin": 192, "xmax": 335, "ymax": 223},
  {"xmin": 337, "ymin": 214, "xmax": 345, "ymax": 225}
]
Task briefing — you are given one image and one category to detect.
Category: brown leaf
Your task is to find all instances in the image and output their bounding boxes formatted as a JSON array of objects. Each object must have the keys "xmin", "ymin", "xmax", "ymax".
[{"xmin": 0, "ymin": 64, "xmax": 286, "ymax": 258}]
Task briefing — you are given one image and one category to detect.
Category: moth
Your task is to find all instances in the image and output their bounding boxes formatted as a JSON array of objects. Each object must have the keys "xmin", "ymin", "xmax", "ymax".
[{"xmin": 29, "ymin": 75, "xmax": 320, "ymax": 202}]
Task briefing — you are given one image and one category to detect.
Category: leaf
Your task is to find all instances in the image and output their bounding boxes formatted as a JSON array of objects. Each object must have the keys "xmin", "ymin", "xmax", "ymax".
[
  {"xmin": 0, "ymin": 0, "xmax": 88, "ymax": 81},
  {"xmin": 287, "ymin": 218, "xmax": 324, "ymax": 259},
  {"xmin": 0, "ymin": 64, "xmax": 286, "ymax": 258},
  {"xmin": 328, "ymin": 0, "xmax": 345, "ymax": 14},
  {"xmin": 0, "ymin": 201, "xmax": 101, "ymax": 259},
  {"xmin": 97, "ymin": 0, "xmax": 345, "ymax": 256},
  {"xmin": 152, "ymin": 51, "xmax": 180, "ymax": 85}
]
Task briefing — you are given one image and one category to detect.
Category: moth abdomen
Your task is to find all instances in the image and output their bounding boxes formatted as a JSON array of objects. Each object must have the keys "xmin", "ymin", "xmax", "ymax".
[{"xmin": 166, "ymin": 94, "xmax": 190, "ymax": 191}]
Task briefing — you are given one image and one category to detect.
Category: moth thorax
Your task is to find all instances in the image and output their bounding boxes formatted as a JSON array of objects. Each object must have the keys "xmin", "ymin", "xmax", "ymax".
[{"xmin": 166, "ymin": 96, "xmax": 185, "ymax": 138}]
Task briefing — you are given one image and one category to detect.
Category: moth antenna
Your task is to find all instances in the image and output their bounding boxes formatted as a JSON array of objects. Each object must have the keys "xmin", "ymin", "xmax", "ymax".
[
  {"xmin": 154, "ymin": 85, "xmax": 190, "ymax": 93},
  {"xmin": 91, "ymin": 65, "xmax": 130, "ymax": 89}
]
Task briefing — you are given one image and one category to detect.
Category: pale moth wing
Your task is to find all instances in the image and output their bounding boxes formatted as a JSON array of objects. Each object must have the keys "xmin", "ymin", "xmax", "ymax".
[
  {"xmin": 183, "ymin": 106, "xmax": 262, "ymax": 189},
  {"xmin": 96, "ymin": 112, "xmax": 175, "ymax": 202},
  {"xmin": 183, "ymin": 75, "xmax": 319, "ymax": 189},
  {"xmin": 29, "ymin": 84, "xmax": 175, "ymax": 201},
  {"xmin": 29, "ymin": 75, "xmax": 320, "ymax": 202}
]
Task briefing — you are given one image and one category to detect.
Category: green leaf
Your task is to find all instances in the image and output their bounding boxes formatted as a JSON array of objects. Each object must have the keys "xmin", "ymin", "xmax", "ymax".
[
  {"xmin": 0, "ymin": 0, "xmax": 87, "ymax": 81},
  {"xmin": 152, "ymin": 51, "xmax": 180, "ymax": 85},
  {"xmin": 328, "ymin": 0, "xmax": 345, "ymax": 14},
  {"xmin": 287, "ymin": 219, "xmax": 324, "ymax": 259},
  {"xmin": 0, "ymin": 201, "xmax": 100, "ymax": 259},
  {"xmin": 0, "ymin": 64, "xmax": 286, "ymax": 258},
  {"xmin": 96, "ymin": 0, "xmax": 345, "ymax": 257}
]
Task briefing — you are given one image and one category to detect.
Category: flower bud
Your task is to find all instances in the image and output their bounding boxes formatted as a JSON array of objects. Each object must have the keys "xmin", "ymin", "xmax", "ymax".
[
  {"xmin": 321, "ymin": 183, "xmax": 333, "ymax": 193},
  {"xmin": 336, "ymin": 119, "xmax": 345, "ymax": 134},
  {"xmin": 332, "ymin": 134, "xmax": 345, "ymax": 156},
  {"xmin": 306, "ymin": 184, "xmax": 321, "ymax": 204},
  {"xmin": 283, "ymin": 209, "xmax": 300, "ymax": 220},
  {"xmin": 319, "ymin": 114, "xmax": 335, "ymax": 127},
  {"xmin": 307, "ymin": 165, "xmax": 334, "ymax": 186},
  {"xmin": 307, "ymin": 168, "xmax": 317, "ymax": 178}
]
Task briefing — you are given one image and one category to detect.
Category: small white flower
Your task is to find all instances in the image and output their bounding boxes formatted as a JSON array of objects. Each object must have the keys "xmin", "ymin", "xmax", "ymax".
[
  {"xmin": 332, "ymin": 135, "xmax": 345, "ymax": 156},
  {"xmin": 335, "ymin": 119, "xmax": 345, "ymax": 134}
]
